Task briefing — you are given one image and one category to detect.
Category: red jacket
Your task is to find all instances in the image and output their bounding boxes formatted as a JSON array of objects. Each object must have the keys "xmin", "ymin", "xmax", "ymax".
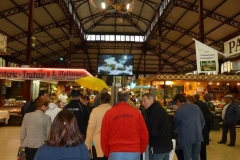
[{"xmin": 101, "ymin": 102, "xmax": 149, "ymax": 157}]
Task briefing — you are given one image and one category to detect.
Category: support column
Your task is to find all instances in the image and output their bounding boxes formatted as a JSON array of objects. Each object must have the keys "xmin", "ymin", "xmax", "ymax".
[
  {"xmin": 26, "ymin": 0, "xmax": 34, "ymax": 64},
  {"xmin": 142, "ymin": 42, "xmax": 146, "ymax": 77},
  {"xmin": 144, "ymin": 53, "xmax": 146, "ymax": 77},
  {"xmin": 24, "ymin": 0, "xmax": 34, "ymax": 101},
  {"xmin": 68, "ymin": 8, "xmax": 73, "ymax": 68},
  {"xmin": 0, "ymin": 80, "xmax": 6, "ymax": 110},
  {"xmin": 158, "ymin": 21, "xmax": 162, "ymax": 73},
  {"xmin": 0, "ymin": 58, "xmax": 9, "ymax": 109},
  {"xmin": 199, "ymin": 0, "xmax": 204, "ymax": 43},
  {"xmin": 163, "ymin": 80, "xmax": 166, "ymax": 106}
]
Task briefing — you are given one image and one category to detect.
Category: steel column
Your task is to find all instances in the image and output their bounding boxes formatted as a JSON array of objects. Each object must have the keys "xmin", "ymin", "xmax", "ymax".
[
  {"xmin": 158, "ymin": 21, "xmax": 162, "ymax": 73},
  {"xmin": 26, "ymin": 0, "xmax": 34, "ymax": 65},
  {"xmin": 144, "ymin": 53, "xmax": 146, "ymax": 77},
  {"xmin": 199, "ymin": 0, "xmax": 204, "ymax": 42},
  {"xmin": 68, "ymin": 7, "xmax": 74, "ymax": 67},
  {"xmin": 25, "ymin": 0, "xmax": 35, "ymax": 101}
]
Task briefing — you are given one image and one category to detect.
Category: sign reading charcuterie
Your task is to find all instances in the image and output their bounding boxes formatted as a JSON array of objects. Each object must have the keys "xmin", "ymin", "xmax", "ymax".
[{"xmin": 0, "ymin": 67, "xmax": 92, "ymax": 81}]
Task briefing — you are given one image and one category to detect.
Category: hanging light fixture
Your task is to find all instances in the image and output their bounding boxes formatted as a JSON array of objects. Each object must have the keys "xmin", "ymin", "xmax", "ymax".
[
  {"xmin": 101, "ymin": 0, "xmax": 106, "ymax": 9},
  {"xmin": 126, "ymin": 3, "xmax": 130, "ymax": 10}
]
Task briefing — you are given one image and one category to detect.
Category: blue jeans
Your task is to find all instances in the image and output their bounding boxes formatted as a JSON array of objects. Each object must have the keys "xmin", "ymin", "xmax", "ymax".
[
  {"xmin": 182, "ymin": 142, "xmax": 201, "ymax": 160},
  {"xmin": 149, "ymin": 151, "xmax": 170, "ymax": 160},
  {"xmin": 109, "ymin": 152, "xmax": 141, "ymax": 160},
  {"xmin": 145, "ymin": 145, "xmax": 149, "ymax": 160}
]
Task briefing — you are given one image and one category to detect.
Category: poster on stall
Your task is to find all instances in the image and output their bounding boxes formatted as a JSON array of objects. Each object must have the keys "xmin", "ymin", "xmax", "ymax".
[{"xmin": 194, "ymin": 39, "xmax": 219, "ymax": 74}]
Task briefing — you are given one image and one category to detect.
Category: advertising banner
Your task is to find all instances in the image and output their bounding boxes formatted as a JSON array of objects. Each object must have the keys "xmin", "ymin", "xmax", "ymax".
[
  {"xmin": 224, "ymin": 35, "xmax": 240, "ymax": 58},
  {"xmin": 0, "ymin": 67, "xmax": 92, "ymax": 81},
  {"xmin": 194, "ymin": 39, "xmax": 219, "ymax": 74}
]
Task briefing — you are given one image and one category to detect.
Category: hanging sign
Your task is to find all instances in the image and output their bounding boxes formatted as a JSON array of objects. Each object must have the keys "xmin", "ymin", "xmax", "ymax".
[
  {"xmin": 194, "ymin": 39, "xmax": 219, "ymax": 74},
  {"xmin": 224, "ymin": 35, "xmax": 240, "ymax": 58},
  {"xmin": 0, "ymin": 67, "xmax": 92, "ymax": 81}
]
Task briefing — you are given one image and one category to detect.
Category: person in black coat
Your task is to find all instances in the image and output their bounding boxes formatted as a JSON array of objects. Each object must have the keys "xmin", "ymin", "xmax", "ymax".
[
  {"xmin": 142, "ymin": 93, "xmax": 173, "ymax": 160},
  {"xmin": 64, "ymin": 90, "xmax": 89, "ymax": 137},
  {"xmin": 193, "ymin": 94, "xmax": 212, "ymax": 160}
]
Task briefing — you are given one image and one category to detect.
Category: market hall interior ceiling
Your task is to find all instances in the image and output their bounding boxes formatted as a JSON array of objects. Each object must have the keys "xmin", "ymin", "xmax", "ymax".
[{"xmin": 0, "ymin": 0, "xmax": 240, "ymax": 75}]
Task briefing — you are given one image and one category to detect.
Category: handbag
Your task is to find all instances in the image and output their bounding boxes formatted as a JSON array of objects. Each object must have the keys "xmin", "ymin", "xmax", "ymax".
[{"xmin": 17, "ymin": 146, "xmax": 26, "ymax": 160}]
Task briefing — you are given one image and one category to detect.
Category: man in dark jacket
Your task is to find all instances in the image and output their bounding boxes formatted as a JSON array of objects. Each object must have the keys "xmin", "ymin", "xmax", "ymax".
[
  {"xmin": 64, "ymin": 89, "xmax": 89, "ymax": 137},
  {"xmin": 194, "ymin": 94, "xmax": 212, "ymax": 160},
  {"xmin": 218, "ymin": 94, "xmax": 240, "ymax": 146},
  {"xmin": 21, "ymin": 90, "xmax": 49, "ymax": 116},
  {"xmin": 142, "ymin": 93, "xmax": 173, "ymax": 160},
  {"xmin": 174, "ymin": 94, "xmax": 205, "ymax": 160}
]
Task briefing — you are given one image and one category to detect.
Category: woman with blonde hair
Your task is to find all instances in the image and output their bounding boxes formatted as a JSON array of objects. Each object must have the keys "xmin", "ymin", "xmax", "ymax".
[{"xmin": 34, "ymin": 110, "xmax": 90, "ymax": 160}]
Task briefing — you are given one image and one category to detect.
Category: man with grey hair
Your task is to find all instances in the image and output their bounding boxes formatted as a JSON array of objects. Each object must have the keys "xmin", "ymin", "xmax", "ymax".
[
  {"xmin": 93, "ymin": 88, "xmax": 109, "ymax": 108},
  {"xmin": 101, "ymin": 91, "xmax": 149, "ymax": 160},
  {"xmin": 218, "ymin": 94, "xmax": 240, "ymax": 146},
  {"xmin": 142, "ymin": 93, "xmax": 173, "ymax": 160}
]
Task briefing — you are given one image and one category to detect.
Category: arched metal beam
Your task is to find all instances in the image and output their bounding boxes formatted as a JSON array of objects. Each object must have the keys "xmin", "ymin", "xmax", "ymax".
[{"xmin": 0, "ymin": 0, "xmax": 56, "ymax": 19}]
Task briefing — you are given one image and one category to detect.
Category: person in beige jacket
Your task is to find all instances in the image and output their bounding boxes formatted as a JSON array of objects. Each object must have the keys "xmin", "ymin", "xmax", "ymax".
[
  {"xmin": 86, "ymin": 92, "xmax": 112, "ymax": 160},
  {"xmin": 20, "ymin": 98, "xmax": 51, "ymax": 160}
]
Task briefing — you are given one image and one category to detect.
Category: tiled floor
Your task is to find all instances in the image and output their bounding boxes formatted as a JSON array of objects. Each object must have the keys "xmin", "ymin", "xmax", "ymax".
[{"xmin": 0, "ymin": 126, "xmax": 239, "ymax": 160}]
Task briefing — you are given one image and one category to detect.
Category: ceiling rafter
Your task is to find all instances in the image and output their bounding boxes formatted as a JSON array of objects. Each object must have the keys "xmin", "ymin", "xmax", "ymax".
[
  {"xmin": 176, "ymin": 0, "xmax": 240, "ymax": 29},
  {"xmin": 149, "ymin": 0, "xmax": 197, "ymax": 69},
  {"xmin": 72, "ymin": 0, "xmax": 88, "ymax": 10},
  {"xmin": 4, "ymin": 17, "xmax": 28, "ymax": 47},
  {"xmin": 40, "ymin": 5, "xmax": 72, "ymax": 61},
  {"xmin": 81, "ymin": 12, "xmax": 151, "ymax": 26},
  {"xmin": 0, "ymin": 0, "xmax": 56, "ymax": 19},
  {"xmin": 161, "ymin": 37, "xmax": 195, "ymax": 53},
  {"xmin": 146, "ymin": 0, "xmax": 178, "ymax": 42},
  {"xmin": 37, "ymin": 42, "xmax": 84, "ymax": 61},
  {"xmin": 149, "ymin": 48, "xmax": 182, "ymax": 72},
  {"xmin": 125, "ymin": 17, "xmax": 145, "ymax": 34},
  {"xmin": 136, "ymin": 0, "xmax": 147, "ymax": 26},
  {"xmin": 146, "ymin": 44, "xmax": 194, "ymax": 69},
  {"xmin": 10, "ymin": 0, "xmax": 64, "ymax": 63},
  {"xmin": 57, "ymin": 0, "xmax": 91, "ymax": 69},
  {"xmin": 11, "ymin": 34, "xmax": 76, "ymax": 58},
  {"xmin": 4, "ymin": 15, "xmax": 51, "ymax": 65},
  {"xmin": 58, "ymin": 0, "xmax": 85, "ymax": 41},
  {"xmin": 7, "ymin": 19, "xmax": 69, "ymax": 43},
  {"xmin": 162, "ymin": 21, "xmax": 224, "ymax": 49},
  {"xmin": 163, "ymin": 0, "xmax": 222, "ymax": 63},
  {"xmin": 86, "ymin": 16, "xmax": 109, "ymax": 32},
  {"xmin": 49, "ymin": 42, "xmax": 87, "ymax": 65},
  {"xmin": 136, "ymin": 42, "xmax": 146, "ymax": 72},
  {"xmin": 138, "ymin": 0, "xmax": 159, "ymax": 11},
  {"xmin": 168, "ymin": 0, "xmax": 234, "ymax": 67}
]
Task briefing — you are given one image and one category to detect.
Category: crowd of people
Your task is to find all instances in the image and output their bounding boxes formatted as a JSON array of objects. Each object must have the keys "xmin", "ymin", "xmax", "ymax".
[{"xmin": 19, "ymin": 89, "xmax": 240, "ymax": 160}]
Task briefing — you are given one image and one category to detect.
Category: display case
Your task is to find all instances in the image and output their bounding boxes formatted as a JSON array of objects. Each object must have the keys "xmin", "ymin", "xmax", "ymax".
[{"xmin": 4, "ymin": 98, "xmax": 25, "ymax": 115}]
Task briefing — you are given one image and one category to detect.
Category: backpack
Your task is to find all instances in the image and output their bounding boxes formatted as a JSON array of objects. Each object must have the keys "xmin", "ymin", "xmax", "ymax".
[{"xmin": 21, "ymin": 100, "xmax": 35, "ymax": 116}]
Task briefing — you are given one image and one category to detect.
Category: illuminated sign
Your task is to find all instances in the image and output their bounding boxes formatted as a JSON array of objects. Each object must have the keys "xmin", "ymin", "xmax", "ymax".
[{"xmin": 0, "ymin": 67, "xmax": 92, "ymax": 81}]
